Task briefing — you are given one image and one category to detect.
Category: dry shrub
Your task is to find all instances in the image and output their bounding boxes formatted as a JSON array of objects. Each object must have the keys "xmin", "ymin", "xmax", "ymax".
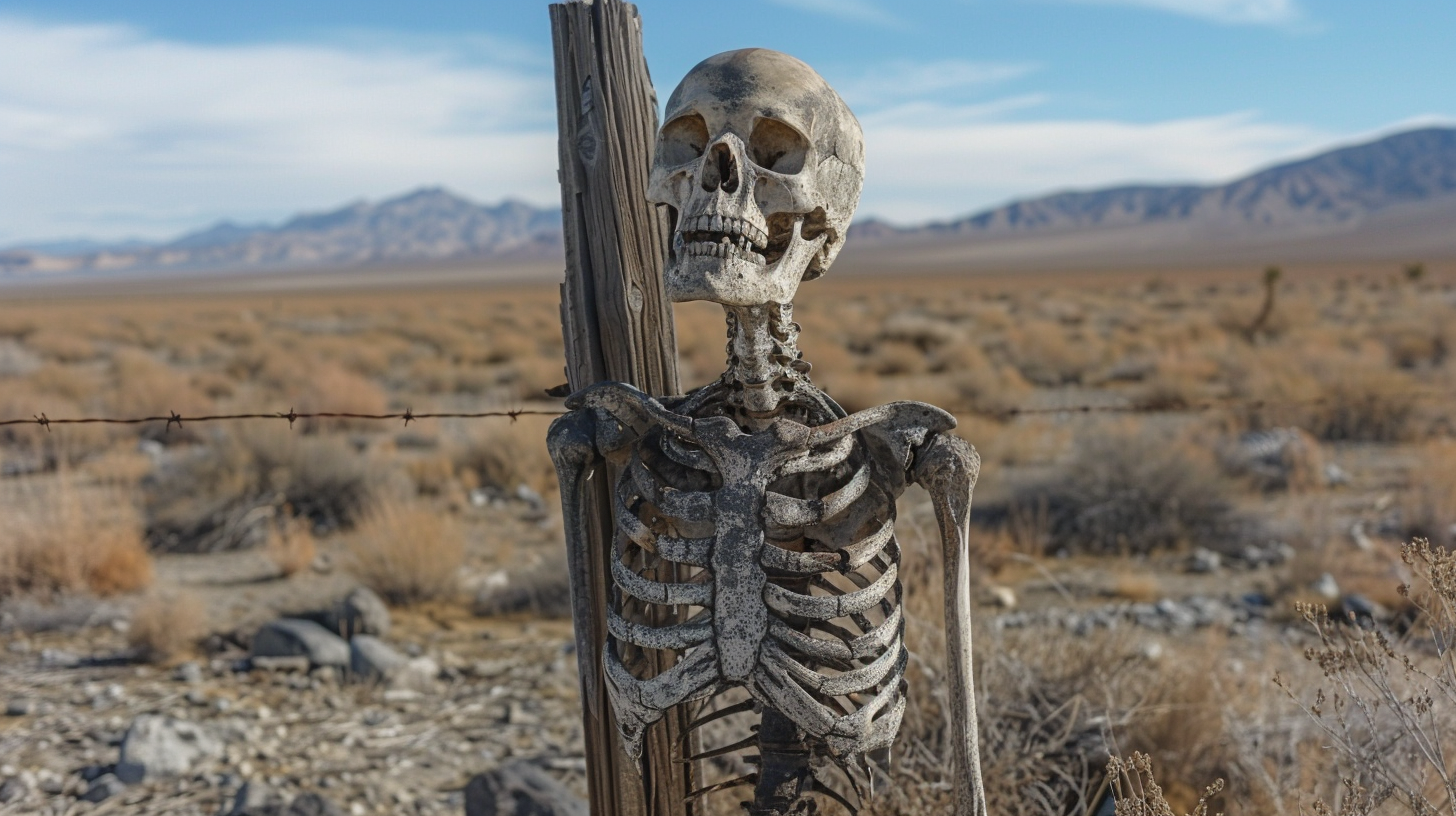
[
  {"xmin": 265, "ymin": 513, "xmax": 317, "ymax": 578},
  {"xmin": 1231, "ymin": 352, "xmax": 1420, "ymax": 443},
  {"xmin": 405, "ymin": 455, "xmax": 458, "ymax": 497},
  {"xmin": 452, "ymin": 414, "xmax": 557, "ymax": 499},
  {"xmin": 348, "ymin": 497, "xmax": 463, "ymax": 605},
  {"xmin": 24, "ymin": 328, "xmax": 97, "ymax": 362},
  {"xmin": 1397, "ymin": 439, "xmax": 1456, "ymax": 548},
  {"xmin": 0, "ymin": 474, "xmax": 152, "ymax": 596},
  {"xmin": 1000, "ymin": 429, "xmax": 1251, "ymax": 556},
  {"xmin": 145, "ymin": 428, "xmax": 374, "ymax": 552},
  {"xmin": 107, "ymin": 347, "xmax": 212, "ymax": 419},
  {"xmin": 1109, "ymin": 753, "xmax": 1224, "ymax": 816},
  {"xmin": 1004, "ymin": 319, "xmax": 1100, "ymax": 386},
  {"xmin": 128, "ymin": 591, "xmax": 207, "ymax": 663},
  {"xmin": 1279, "ymin": 539, "xmax": 1456, "ymax": 814},
  {"xmin": 293, "ymin": 362, "xmax": 389, "ymax": 432}
]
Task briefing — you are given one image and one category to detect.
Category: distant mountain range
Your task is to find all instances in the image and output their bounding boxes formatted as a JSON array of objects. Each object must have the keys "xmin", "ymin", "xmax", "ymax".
[
  {"xmin": 840, "ymin": 126, "xmax": 1456, "ymax": 272},
  {"xmin": 4, "ymin": 126, "xmax": 1454, "ymax": 279},
  {"xmin": 0, "ymin": 188, "xmax": 563, "ymax": 277}
]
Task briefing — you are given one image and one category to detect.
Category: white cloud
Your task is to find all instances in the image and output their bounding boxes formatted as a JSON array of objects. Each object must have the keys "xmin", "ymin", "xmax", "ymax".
[
  {"xmin": 858, "ymin": 108, "xmax": 1329, "ymax": 223},
  {"xmin": 1056, "ymin": 0, "xmax": 1302, "ymax": 26},
  {"xmin": 0, "ymin": 18, "xmax": 558, "ymax": 244},
  {"xmin": 835, "ymin": 60, "xmax": 1038, "ymax": 107},
  {"xmin": 764, "ymin": 0, "xmax": 903, "ymax": 28}
]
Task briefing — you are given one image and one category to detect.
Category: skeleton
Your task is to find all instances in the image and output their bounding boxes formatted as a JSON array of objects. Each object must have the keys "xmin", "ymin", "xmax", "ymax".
[{"xmin": 549, "ymin": 49, "xmax": 986, "ymax": 816}]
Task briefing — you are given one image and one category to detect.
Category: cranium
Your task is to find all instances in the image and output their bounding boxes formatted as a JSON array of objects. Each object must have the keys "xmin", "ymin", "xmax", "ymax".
[{"xmin": 648, "ymin": 49, "xmax": 865, "ymax": 306}]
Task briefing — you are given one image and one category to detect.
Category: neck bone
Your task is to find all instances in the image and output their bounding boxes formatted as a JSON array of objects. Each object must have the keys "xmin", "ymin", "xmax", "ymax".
[{"xmin": 722, "ymin": 303, "xmax": 811, "ymax": 418}]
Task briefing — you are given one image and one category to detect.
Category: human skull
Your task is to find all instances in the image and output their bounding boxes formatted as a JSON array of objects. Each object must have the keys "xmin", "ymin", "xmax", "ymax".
[{"xmin": 647, "ymin": 49, "xmax": 864, "ymax": 307}]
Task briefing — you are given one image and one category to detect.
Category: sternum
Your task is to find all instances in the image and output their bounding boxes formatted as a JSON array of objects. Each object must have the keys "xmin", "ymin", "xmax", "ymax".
[{"xmin": 710, "ymin": 483, "xmax": 770, "ymax": 682}]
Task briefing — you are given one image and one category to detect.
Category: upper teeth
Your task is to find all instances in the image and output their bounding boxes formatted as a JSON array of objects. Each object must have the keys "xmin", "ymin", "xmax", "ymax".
[{"xmin": 678, "ymin": 214, "xmax": 768, "ymax": 249}]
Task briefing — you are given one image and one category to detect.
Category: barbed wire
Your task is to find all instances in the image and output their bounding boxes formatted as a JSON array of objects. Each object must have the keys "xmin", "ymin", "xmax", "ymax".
[
  {"xmin": 0, "ymin": 386, "xmax": 1449, "ymax": 432},
  {"xmin": 0, "ymin": 408, "xmax": 565, "ymax": 433}
]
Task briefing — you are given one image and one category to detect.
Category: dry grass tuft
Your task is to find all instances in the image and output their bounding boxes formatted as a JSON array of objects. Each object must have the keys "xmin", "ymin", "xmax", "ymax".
[
  {"xmin": 1001, "ymin": 429, "xmax": 1252, "ymax": 556},
  {"xmin": 128, "ymin": 591, "xmax": 207, "ymax": 663},
  {"xmin": 265, "ymin": 513, "xmax": 318, "ymax": 578},
  {"xmin": 0, "ymin": 474, "xmax": 153, "ymax": 596},
  {"xmin": 348, "ymin": 497, "xmax": 464, "ymax": 605}
]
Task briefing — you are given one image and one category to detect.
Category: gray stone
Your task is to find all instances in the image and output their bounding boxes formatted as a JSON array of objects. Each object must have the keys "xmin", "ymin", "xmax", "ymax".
[
  {"xmin": 81, "ymin": 773, "xmax": 125, "ymax": 803},
  {"xmin": 464, "ymin": 761, "xmax": 588, "ymax": 816},
  {"xmin": 1188, "ymin": 548, "xmax": 1221, "ymax": 574},
  {"xmin": 251, "ymin": 619, "xmax": 350, "ymax": 668},
  {"xmin": 326, "ymin": 587, "xmax": 390, "ymax": 639},
  {"xmin": 285, "ymin": 792, "xmax": 343, "ymax": 816},
  {"xmin": 249, "ymin": 656, "xmax": 312, "ymax": 673},
  {"xmin": 117, "ymin": 714, "xmax": 224, "ymax": 782},
  {"xmin": 229, "ymin": 779, "xmax": 285, "ymax": 816},
  {"xmin": 1311, "ymin": 573, "xmax": 1341, "ymax": 601},
  {"xmin": 174, "ymin": 661, "xmax": 203, "ymax": 683},
  {"xmin": 0, "ymin": 776, "xmax": 28, "ymax": 804},
  {"xmin": 4, "ymin": 699, "xmax": 35, "ymax": 717},
  {"xmin": 349, "ymin": 635, "xmax": 407, "ymax": 682}
]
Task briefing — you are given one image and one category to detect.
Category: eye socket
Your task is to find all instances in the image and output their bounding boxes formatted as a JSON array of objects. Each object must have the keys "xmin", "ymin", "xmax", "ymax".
[
  {"xmin": 749, "ymin": 118, "xmax": 808, "ymax": 174},
  {"xmin": 657, "ymin": 114, "xmax": 709, "ymax": 167}
]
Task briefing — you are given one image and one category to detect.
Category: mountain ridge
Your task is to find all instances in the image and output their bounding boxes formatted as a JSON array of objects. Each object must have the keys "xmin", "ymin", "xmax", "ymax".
[{"xmin": 4, "ymin": 125, "xmax": 1454, "ymax": 279}]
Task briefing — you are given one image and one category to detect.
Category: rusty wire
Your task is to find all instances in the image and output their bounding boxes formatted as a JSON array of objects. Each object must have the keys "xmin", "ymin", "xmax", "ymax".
[
  {"xmin": 0, "ymin": 408, "xmax": 564, "ymax": 433},
  {"xmin": 0, "ymin": 387, "xmax": 1449, "ymax": 432}
]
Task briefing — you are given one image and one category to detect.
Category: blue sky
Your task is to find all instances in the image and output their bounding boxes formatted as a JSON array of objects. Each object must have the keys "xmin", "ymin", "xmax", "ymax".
[{"xmin": 0, "ymin": 0, "xmax": 1452, "ymax": 244}]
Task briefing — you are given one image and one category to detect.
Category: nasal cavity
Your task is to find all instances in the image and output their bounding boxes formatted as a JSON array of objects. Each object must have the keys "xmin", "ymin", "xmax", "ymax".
[{"xmin": 701, "ymin": 142, "xmax": 739, "ymax": 193}]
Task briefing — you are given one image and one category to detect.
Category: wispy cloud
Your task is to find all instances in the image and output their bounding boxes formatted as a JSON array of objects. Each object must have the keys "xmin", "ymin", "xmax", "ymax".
[
  {"xmin": 0, "ymin": 18, "xmax": 557, "ymax": 243},
  {"xmin": 836, "ymin": 60, "xmax": 1038, "ymax": 108},
  {"xmin": 1055, "ymin": 0, "xmax": 1303, "ymax": 26},
  {"xmin": 765, "ymin": 0, "xmax": 904, "ymax": 28},
  {"xmin": 859, "ymin": 110, "xmax": 1329, "ymax": 223}
]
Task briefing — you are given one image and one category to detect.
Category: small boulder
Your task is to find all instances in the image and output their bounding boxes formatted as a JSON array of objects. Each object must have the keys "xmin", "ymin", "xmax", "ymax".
[
  {"xmin": 230, "ymin": 779, "xmax": 286, "ymax": 816},
  {"xmin": 1311, "ymin": 573, "xmax": 1341, "ymax": 602},
  {"xmin": 0, "ymin": 776, "xmax": 29, "ymax": 805},
  {"xmin": 349, "ymin": 635, "xmax": 408, "ymax": 682},
  {"xmin": 285, "ymin": 792, "xmax": 344, "ymax": 816},
  {"xmin": 1188, "ymin": 548, "xmax": 1221, "ymax": 574},
  {"xmin": 325, "ymin": 587, "xmax": 390, "ymax": 639},
  {"xmin": 251, "ymin": 619, "xmax": 349, "ymax": 668},
  {"xmin": 117, "ymin": 715, "xmax": 223, "ymax": 783},
  {"xmin": 81, "ymin": 773, "xmax": 126, "ymax": 803},
  {"xmin": 465, "ymin": 761, "xmax": 588, "ymax": 816}
]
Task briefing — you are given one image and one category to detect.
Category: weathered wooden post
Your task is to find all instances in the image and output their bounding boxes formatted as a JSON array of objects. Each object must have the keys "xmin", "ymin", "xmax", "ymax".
[{"xmin": 548, "ymin": 1, "xmax": 696, "ymax": 814}]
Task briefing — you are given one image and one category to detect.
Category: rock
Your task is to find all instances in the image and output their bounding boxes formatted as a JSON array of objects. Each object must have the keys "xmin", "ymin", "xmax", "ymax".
[
  {"xmin": 1324, "ymin": 462, "xmax": 1350, "ymax": 487},
  {"xmin": 986, "ymin": 585, "xmax": 1017, "ymax": 609},
  {"xmin": 251, "ymin": 619, "xmax": 350, "ymax": 668},
  {"xmin": 465, "ymin": 761, "xmax": 588, "ymax": 816},
  {"xmin": 285, "ymin": 792, "xmax": 344, "ymax": 816},
  {"xmin": 5, "ymin": 699, "xmax": 35, "ymax": 717},
  {"xmin": 230, "ymin": 779, "xmax": 286, "ymax": 816},
  {"xmin": 1311, "ymin": 573, "xmax": 1341, "ymax": 601},
  {"xmin": 1341, "ymin": 594, "xmax": 1383, "ymax": 626},
  {"xmin": 39, "ymin": 648, "xmax": 81, "ymax": 668},
  {"xmin": 1188, "ymin": 548, "xmax": 1221, "ymax": 574},
  {"xmin": 81, "ymin": 773, "xmax": 125, "ymax": 803},
  {"xmin": 117, "ymin": 714, "xmax": 224, "ymax": 782},
  {"xmin": 326, "ymin": 588, "xmax": 390, "ymax": 639},
  {"xmin": 174, "ymin": 661, "xmax": 204, "ymax": 683},
  {"xmin": 349, "ymin": 635, "xmax": 408, "ymax": 682},
  {"xmin": 0, "ymin": 776, "xmax": 28, "ymax": 804},
  {"xmin": 250, "ymin": 656, "xmax": 312, "ymax": 673}
]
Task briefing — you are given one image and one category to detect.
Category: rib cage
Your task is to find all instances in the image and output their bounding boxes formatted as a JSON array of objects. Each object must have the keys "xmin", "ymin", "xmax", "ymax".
[{"xmin": 600, "ymin": 403, "xmax": 910, "ymax": 813}]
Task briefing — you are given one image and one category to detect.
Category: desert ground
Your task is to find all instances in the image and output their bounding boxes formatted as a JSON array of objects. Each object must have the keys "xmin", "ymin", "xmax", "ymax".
[{"xmin": 3, "ymin": 258, "xmax": 1456, "ymax": 815}]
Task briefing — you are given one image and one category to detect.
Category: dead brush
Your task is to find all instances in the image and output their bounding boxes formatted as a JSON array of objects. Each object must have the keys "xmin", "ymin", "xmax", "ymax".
[
  {"xmin": 0, "ymin": 472, "xmax": 153, "ymax": 597},
  {"xmin": 1278, "ymin": 538, "xmax": 1456, "ymax": 814},
  {"xmin": 1109, "ymin": 752, "xmax": 1224, "ymax": 816},
  {"xmin": 347, "ymin": 496, "xmax": 464, "ymax": 605},
  {"xmin": 1396, "ymin": 439, "xmax": 1456, "ymax": 548},
  {"xmin": 128, "ymin": 591, "xmax": 207, "ymax": 663},
  {"xmin": 1002, "ymin": 427, "xmax": 1253, "ymax": 556}
]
